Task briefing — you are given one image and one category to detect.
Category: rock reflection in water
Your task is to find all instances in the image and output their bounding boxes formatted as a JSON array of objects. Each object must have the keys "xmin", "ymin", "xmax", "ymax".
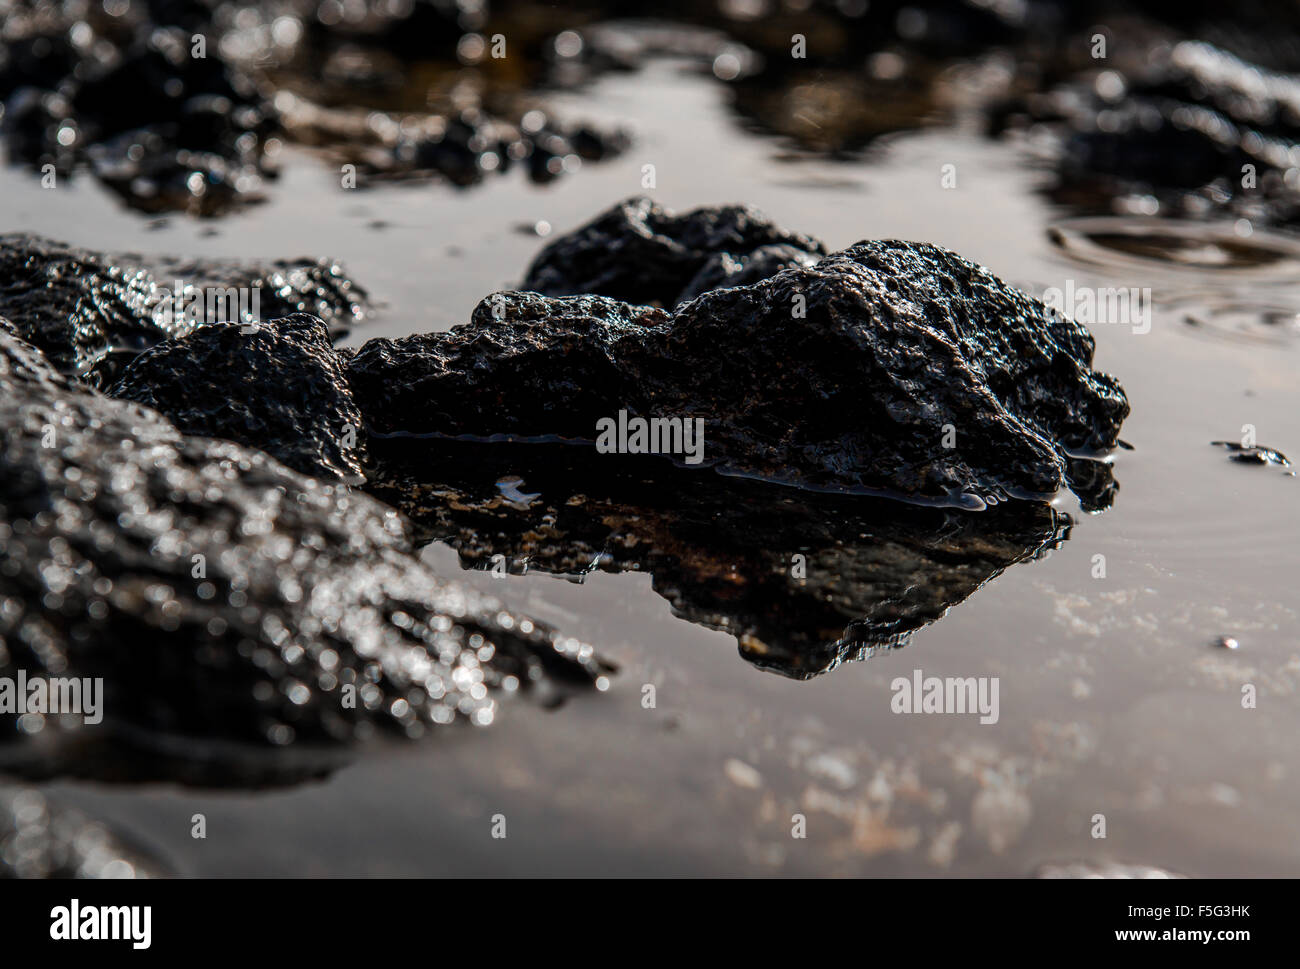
[{"xmin": 366, "ymin": 439, "xmax": 1076, "ymax": 680}]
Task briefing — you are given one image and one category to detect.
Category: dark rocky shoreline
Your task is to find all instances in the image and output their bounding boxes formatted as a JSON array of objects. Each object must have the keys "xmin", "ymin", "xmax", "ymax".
[
  {"xmin": 6, "ymin": 1, "xmax": 1298, "ymax": 223},
  {"xmin": 0, "ymin": 201, "xmax": 1127, "ymax": 808},
  {"xmin": 0, "ymin": 138, "xmax": 1142, "ymax": 883}
]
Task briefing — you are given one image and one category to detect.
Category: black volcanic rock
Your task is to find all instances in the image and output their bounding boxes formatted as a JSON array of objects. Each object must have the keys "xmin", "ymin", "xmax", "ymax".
[
  {"xmin": 0, "ymin": 22, "xmax": 276, "ymax": 215},
  {"xmin": 148, "ymin": 253, "xmax": 368, "ymax": 338},
  {"xmin": 281, "ymin": 98, "xmax": 631, "ymax": 190},
  {"xmin": 0, "ymin": 3, "xmax": 629, "ymax": 213},
  {"xmin": 990, "ymin": 38, "xmax": 1300, "ymax": 225},
  {"xmin": 108, "ymin": 314, "xmax": 366, "ymax": 483},
  {"xmin": 677, "ymin": 243, "xmax": 824, "ymax": 305},
  {"xmin": 349, "ymin": 295, "xmax": 668, "ymax": 443},
  {"xmin": 366, "ymin": 439, "xmax": 1071, "ymax": 679},
  {"xmin": 350, "ymin": 237, "xmax": 1128, "ymax": 507},
  {"xmin": 79, "ymin": 36, "xmax": 274, "ymax": 214},
  {"xmin": 520, "ymin": 197, "xmax": 827, "ymax": 307},
  {"xmin": 0, "ymin": 325, "xmax": 605, "ymax": 782},
  {"xmin": 0, "ymin": 233, "xmax": 367, "ymax": 384},
  {"xmin": 0, "ymin": 233, "xmax": 180, "ymax": 377},
  {"xmin": 640, "ymin": 240, "xmax": 1130, "ymax": 503}
]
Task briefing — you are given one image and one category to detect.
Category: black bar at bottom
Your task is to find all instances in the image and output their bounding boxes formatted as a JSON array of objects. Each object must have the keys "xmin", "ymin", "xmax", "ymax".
[{"xmin": 0, "ymin": 876, "xmax": 1276, "ymax": 957}]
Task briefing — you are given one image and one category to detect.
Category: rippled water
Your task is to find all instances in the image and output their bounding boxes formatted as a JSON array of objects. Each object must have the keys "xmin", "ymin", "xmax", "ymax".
[
  {"xmin": 4, "ymin": 55, "xmax": 1299, "ymax": 875},
  {"xmin": 1050, "ymin": 216, "xmax": 1300, "ymax": 345}
]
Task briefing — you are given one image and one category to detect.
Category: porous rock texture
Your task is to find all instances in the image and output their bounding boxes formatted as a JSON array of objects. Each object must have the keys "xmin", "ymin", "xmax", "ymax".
[
  {"xmin": 520, "ymin": 196, "xmax": 827, "ymax": 307},
  {"xmin": 108, "ymin": 314, "xmax": 366, "ymax": 483},
  {"xmin": 0, "ymin": 233, "xmax": 366, "ymax": 384},
  {"xmin": 351, "ymin": 218, "xmax": 1129, "ymax": 508}
]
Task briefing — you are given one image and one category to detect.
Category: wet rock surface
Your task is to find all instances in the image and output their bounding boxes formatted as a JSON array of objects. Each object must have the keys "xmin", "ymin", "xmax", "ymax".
[
  {"xmin": 108, "ymin": 314, "xmax": 366, "ymax": 483},
  {"xmin": 0, "ymin": 1, "xmax": 629, "ymax": 213},
  {"xmin": 366, "ymin": 439, "xmax": 1070, "ymax": 679},
  {"xmin": 349, "ymin": 294, "xmax": 669, "ymax": 444},
  {"xmin": 0, "ymin": 14, "xmax": 277, "ymax": 214},
  {"xmin": 144, "ymin": 252, "xmax": 369, "ymax": 339},
  {"xmin": 992, "ymin": 36, "xmax": 1300, "ymax": 225},
  {"xmin": 676, "ymin": 243, "xmax": 825, "ymax": 306},
  {"xmin": 0, "ymin": 233, "xmax": 367, "ymax": 384},
  {"xmin": 279, "ymin": 94, "xmax": 629, "ymax": 189},
  {"xmin": 520, "ymin": 196, "xmax": 826, "ymax": 307},
  {"xmin": 353, "ymin": 213, "xmax": 1128, "ymax": 507},
  {"xmin": 0, "ymin": 233, "xmax": 183, "ymax": 378},
  {"xmin": 0, "ymin": 324, "xmax": 606, "ymax": 785}
]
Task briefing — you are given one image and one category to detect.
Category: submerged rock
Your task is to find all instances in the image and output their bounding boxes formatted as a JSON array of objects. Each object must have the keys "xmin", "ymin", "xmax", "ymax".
[
  {"xmin": 108, "ymin": 314, "xmax": 366, "ymax": 483},
  {"xmin": 0, "ymin": 324, "xmax": 606, "ymax": 783},
  {"xmin": 351, "ymin": 227, "xmax": 1128, "ymax": 508},
  {"xmin": 0, "ymin": 233, "xmax": 366, "ymax": 384},
  {"xmin": 366, "ymin": 439, "xmax": 1070, "ymax": 679},
  {"xmin": 520, "ymin": 197, "xmax": 827, "ymax": 307}
]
